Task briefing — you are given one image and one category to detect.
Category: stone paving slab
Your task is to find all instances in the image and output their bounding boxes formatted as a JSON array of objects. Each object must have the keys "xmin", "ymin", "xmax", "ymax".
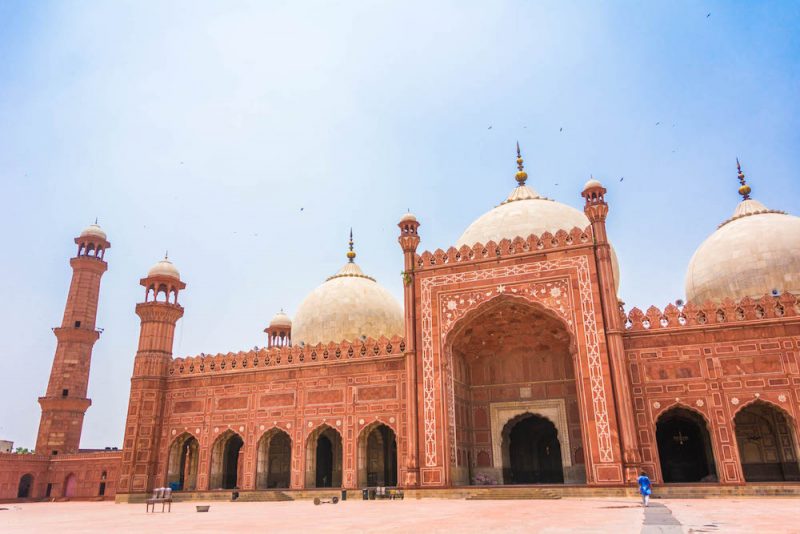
[{"xmin": 1, "ymin": 497, "xmax": 798, "ymax": 533}]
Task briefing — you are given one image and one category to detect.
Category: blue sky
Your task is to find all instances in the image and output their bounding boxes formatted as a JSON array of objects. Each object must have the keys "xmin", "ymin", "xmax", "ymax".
[{"xmin": 0, "ymin": 1, "xmax": 798, "ymax": 448}]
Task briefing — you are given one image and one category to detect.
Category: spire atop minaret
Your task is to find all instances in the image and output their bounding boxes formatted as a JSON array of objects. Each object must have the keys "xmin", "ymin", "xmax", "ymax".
[
  {"xmin": 347, "ymin": 228, "xmax": 356, "ymax": 263},
  {"xmin": 515, "ymin": 141, "xmax": 528, "ymax": 185},
  {"xmin": 736, "ymin": 158, "xmax": 752, "ymax": 200}
]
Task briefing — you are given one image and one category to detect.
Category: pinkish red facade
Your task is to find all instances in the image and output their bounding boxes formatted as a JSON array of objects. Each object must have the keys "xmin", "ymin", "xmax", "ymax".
[{"xmin": 1, "ymin": 179, "xmax": 798, "ymax": 502}]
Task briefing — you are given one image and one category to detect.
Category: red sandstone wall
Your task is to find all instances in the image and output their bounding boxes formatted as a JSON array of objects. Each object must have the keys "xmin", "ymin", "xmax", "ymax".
[
  {"xmin": 0, "ymin": 451, "xmax": 120, "ymax": 500},
  {"xmin": 623, "ymin": 300, "xmax": 800, "ymax": 484}
]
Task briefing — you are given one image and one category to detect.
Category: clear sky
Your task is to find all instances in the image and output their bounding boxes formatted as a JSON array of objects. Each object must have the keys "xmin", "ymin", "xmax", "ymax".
[{"xmin": 0, "ymin": 1, "xmax": 798, "ymax": 449}]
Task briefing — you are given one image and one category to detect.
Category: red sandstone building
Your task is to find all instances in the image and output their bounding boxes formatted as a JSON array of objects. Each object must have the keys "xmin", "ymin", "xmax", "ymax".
[{"xmin": 1, "ymin": 153, "xmax": 799, "ymax": 501}]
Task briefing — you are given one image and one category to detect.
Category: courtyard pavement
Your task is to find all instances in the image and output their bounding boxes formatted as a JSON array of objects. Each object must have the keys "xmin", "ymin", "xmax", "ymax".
[{"xmin": 0, "ymin": 497, "xmax": 797, "ymax": 533}]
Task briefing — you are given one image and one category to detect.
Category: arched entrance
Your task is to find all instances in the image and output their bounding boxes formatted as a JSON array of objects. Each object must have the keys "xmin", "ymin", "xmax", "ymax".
[
  {"xmin": 305, "ymin": 425, "xmax": 342, "ymax": 488},
  {"xmin": 734, "ymin": 401, "xmax": 800, "ymax": 481},
  {"xmin": 17, "ymin": 474, "xmax": 33, "ymax": 498},
  {"xmin": 656, "ymin": 407, "xmax": 717, "ymax": 482},
  {"xmin": 446, "ymin": 296, "xmax": 584, "ymax": 485},
  {"xmin": 501, "ymin": 413, "xmax": 563, "ymax": 484},
  {"xmin": 358, "ymin": 423, "xmax": 398, "ymax": 487},
  {"xmin": 256, "ymin": 429, "xmax": 292, "ymax": 489},
  {"xmin": 64, "ymin": 473, "xmax": 77, "ymax": 498},
  {"xmin": 209, "ymin": 431, "xmax": 244, "ymax": 489},
  {"xmin": 166, "ymin": 433, "xmax": 199, "ymax": 490}
]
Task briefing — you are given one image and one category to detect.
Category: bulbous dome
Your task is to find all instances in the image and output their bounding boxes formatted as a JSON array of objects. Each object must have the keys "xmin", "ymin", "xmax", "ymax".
[
  {"xmin": 456, "ymin": 181, "xmax": 620, "ymax": 292},
  {"xmin": 80, "ymin": 223, "xmax": 106, "ymax": 240},
  {"xmin": 292, "ymin": 261, "xmax": 404, "ymax": 346},
  {"xmin": 685, "ymin": 198, "xmax": 800, "ymax": 303},
  {"xmin": 148, "ymin": 257, "xmax": 180, "ymax": 279},
  {"xmin": 457, "ymin": 185, "xmax": 591, "ymax": 247},
  {"xmin": 269, "ymin": 310, "xmax": 292, "ymax": 328}
]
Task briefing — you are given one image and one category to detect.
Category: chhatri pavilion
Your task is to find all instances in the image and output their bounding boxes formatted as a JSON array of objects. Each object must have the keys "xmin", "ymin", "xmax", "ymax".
[{"xmin": 2, "ymin": 150, "xmax": 799, "ymax": 501}]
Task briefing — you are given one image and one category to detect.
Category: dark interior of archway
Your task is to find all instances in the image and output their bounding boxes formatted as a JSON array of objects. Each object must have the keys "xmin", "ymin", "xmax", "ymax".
[
  {"xmin": 178, "ymin": 437, "xmax": 198, "ymax": 490},
  {"xmin": 267, "ymin": 432, "xmax": 292, "ymax": 488},
  {"xmin": 656, "ymin": 409, "xmax": 716, "ymax": 483},
  {"xmin": 506, "ymin": 415, "xmax": 563, "ymax": 484},
  {"xmin": 17, "ymin": 474, "xmax": 33, "ymax": 498},
  {"xmin": 316, "ymin": 435, "xmax": 334, "ymax": 487},
  {"xmin": 222, "ymin": 435, "xmax": 244, "ymax": 489},
  {"xmin": 367, "ymin": 425, "xmax": 398, "ymax": 486},
  {"xmin": 735, "ymin": 403, "xmax": 800, "ymax": 482}
]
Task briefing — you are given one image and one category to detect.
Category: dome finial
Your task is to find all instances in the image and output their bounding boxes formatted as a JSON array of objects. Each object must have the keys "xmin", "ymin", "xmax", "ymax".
[
  {"xmin": 515, "ymin": 141, "xmax": 528, "ymax": 185},
  {"xmin": 347, "ymin": 228, "xmax": 356, "ymax": 263},
  {"xmin": 736, "ymin": 158, "xmax": 751, "ymax": 200},
  {"xmin": 165, "ymin": 250, "xmax": 169, "ymax": 260},
  {"xmin": 94, "ymin": 217, "xmax": 98, "ymax": 224}
]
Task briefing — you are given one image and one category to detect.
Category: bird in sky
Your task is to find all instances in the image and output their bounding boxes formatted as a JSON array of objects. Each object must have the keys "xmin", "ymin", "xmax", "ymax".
[
  {"xmin": 619, "ymin": 177, "xmax": 624, "ymax": 182},
  {"xmin": 559, "ymin": 127, "xmax": 563, "ymax": 132},
  {"xmin": 656, "ymin": 122, "xmax": 661, "ymax": 126},
  {"xmin": 488, "ymin": 125, "xmax": 492, "ymax": 130},
  {"xmin": 300, "ymin": 207, "xmax": 304, "ymax": 211},
  {"xmin": 707, "ymin": 12, "xmax": 711, "ymax": 18}
]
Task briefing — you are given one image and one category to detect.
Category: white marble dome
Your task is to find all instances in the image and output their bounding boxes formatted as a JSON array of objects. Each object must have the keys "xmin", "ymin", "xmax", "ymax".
[
  {"xmin": 457, "ymin": 181, "xmax": 620, "ymax": 291},
  {"xmin": 148, "ymin": 257, "xmax": 180, "ymax": 280},
  {"xmin": 291, "ymin": 260, "xmax": 404, "ymax": 346},
  {"xmin": 269, "ymin": 310, "xmax": 292, "ymax": 328},
  {"xmin": 685, "ymin": 198, "xmax": 800, "ymax": 304},
  {"xmin": 80, "ymin": 223, "xmax": 107, "ymax": 240}
]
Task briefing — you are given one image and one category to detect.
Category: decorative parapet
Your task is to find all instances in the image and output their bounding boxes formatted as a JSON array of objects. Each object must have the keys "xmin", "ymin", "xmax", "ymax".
[
  {"xmin": 414, "ymin": 226, "xmax": 594, "ymax": 271},
  {"xmin": 169, "ymin": 335, "xmax": 406, "ymax": 376},
  {"xmin": 623, "ymin": 293, "xmax": 799, "ymax": 332}
]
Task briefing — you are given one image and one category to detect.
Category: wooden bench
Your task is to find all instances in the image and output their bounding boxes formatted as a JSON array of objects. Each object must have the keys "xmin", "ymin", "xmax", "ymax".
[{"xmin": 146, "ymin": 487, "xmax": 173, "ymax": 513}]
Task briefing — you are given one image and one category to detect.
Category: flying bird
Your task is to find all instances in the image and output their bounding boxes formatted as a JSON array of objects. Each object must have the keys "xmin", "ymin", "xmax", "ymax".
[
  {"xmin": 559, "ymin": 127, "xmax": 563, "ymax": 132},
  {"xmin": 619, "ymin": 177, "xmax": 624, "ymax": 182},
  {"xmin": 655, "ymin": 122, "xmax": 661, "ymax": 126},
  {"xmin": 707, "ymin": 12, "xmax": 711, "ymax": 18},
  {"xmin": 300, "ymin": 207, "xmax": 304, "ymax": 211},
  {"xmin": 487, "ymin": 125, "xmax": 492, "ymax": 130}
]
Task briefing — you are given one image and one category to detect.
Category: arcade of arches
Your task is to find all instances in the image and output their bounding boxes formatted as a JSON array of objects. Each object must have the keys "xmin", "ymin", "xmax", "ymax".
[{"xmin": 448, "ymin": 297, "xmax": 585, "ymax": 485}]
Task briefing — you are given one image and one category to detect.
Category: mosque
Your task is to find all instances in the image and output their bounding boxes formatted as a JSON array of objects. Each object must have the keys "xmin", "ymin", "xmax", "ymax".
[{"xmin": 1, "ymin": 150, "xmax": 799, "ymax": 501}]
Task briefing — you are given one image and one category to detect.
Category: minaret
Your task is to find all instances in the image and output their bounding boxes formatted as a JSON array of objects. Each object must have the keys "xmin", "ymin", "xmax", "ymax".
[
  {"xmin": 581, "ymin": 179, "xmax": 641, "ymax": 481},
  {"xmin": 398, "ymin": 211, "xmax": 421, "ymax": 486},
  {"xmin": 117, "ymin": 255, "xmax": 185, "ymax": 495},
  {"xmin": 36, "ymin": 223, "xmax": 110, "ymax": 456}
]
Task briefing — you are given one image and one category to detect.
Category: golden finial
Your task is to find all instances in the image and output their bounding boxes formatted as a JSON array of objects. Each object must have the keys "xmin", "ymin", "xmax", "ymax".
[
  {"xmin": 94, "ymin": 217, "xmax": 98, "ymax": 224},
  {"xmin": 736, "ymin": 158, "xmax": 751, "ymax": 200},
  {"xmin": 164, "ymin": 250, "xmax": 169, "ymax": 260},
  {"xmin": 346, "ymin": 228, "xmax": 356, "ymax": 263},
  {"xmin": 515, "ymin": 141, "xmax": 528, "ymax": 185}
]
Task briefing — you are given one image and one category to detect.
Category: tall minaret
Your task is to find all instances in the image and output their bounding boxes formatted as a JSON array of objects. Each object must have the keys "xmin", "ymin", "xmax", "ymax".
[
  {"xmin": 117, "ymin": 255, "xmax": 185, "ymax": 495},
  {"xmin": 36, "ymin": 223, "xmax": 110, "ymax": 456}
]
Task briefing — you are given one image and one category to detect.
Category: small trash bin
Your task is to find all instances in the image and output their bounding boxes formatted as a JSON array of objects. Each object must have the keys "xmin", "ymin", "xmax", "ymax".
[
  {"xmin": 369, "ymin": 489, "xmax": 376, "ymax": 500},
  {"xmin": 362, "ymin": 489, "xmax": 369, "ymax": 500},
  {"xmin": 341, "ymin": 490, "xmax": 347, "ymax": 501}
]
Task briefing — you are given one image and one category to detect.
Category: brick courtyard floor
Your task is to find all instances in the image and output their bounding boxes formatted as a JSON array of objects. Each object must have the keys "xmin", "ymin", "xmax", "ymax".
[{"xmin": 0, "ymin": 497, "xmax": 798, "ymax": 533}]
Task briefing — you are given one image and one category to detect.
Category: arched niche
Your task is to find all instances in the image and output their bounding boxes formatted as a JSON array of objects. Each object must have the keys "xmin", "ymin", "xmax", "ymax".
[
  {"xmin": 166, "ymin": 432, "xmax": 199, "ymax": 491},
  {"xmin": 256, "ymin": 428, "xmax": 292, "ymax": 489},
  {"xmin": 357, "ymin": 422, "xmax": 398, "ymax": 487},
  {"xmin": 655, "ymin": 406, "xmax": 717, "ymax": 483},
  {"xmin": 734, "ymin": 400, "xmax": 800, "ymax": 481},
  {"xmin": 305, "ymin": 425, "xmax": 342, "ymax": 488},
  {"xmin": 209, "ymin": 430, "xmax": 244, "ymax": 489}
]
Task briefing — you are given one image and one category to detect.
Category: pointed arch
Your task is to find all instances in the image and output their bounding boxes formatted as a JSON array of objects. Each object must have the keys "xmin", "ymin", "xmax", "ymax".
[
  {"xmin": 357, "ymin": 421, "xmax": 398, "ymax": 487},
  {"xmin": 256, "ymin": 427, "xmax": 292, "ymax": 489},
  {"xmin": 166, "ymin": 432, "xmax": 199, "ymax": 491},
  {"xmin": 655, "ymin": 405, "xmax": 718, "ymax": 483},
  {"xmin": 209, "ymin": 429, "xmax": 244, "ymax": 489},
  {"xmin": 17, "ymin": 473, "xmax": 33, "ymax": 498},
  {"xmin": 733, "ymin": 399, "xmax": 800, "ymax": 481},
  {"xmin": 305, "ymin": 424, "xmax": 342, "ymax": 488}
]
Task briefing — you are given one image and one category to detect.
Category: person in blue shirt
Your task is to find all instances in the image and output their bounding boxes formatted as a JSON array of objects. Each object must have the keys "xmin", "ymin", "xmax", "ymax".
[{"xmin": 637, "ymin": 471, "xmax": 652, "ymax": 507}]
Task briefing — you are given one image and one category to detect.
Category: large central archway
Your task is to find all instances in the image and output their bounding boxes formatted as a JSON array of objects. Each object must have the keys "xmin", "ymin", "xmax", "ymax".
[{"xmin": 446, "ymin": 296, "xmax": 585, "ymax": 485}]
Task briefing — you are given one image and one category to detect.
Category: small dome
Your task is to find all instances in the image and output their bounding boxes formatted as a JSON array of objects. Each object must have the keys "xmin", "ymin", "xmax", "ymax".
[
  {"xmin": 148, "ymin": 257, "xmax": 180, "ymax": 280},
  {"xmin": 400, "ymin": 212, "xmax": 417, "ymax": 223},
  {"xmin": 80, "ymin": 223, "xmax": 106, "ymax": 240},
  {"xmin": 292, "ymin": 260, "xmax": 404, "ymax": 346},
  {"xmin": 685, "ymin": 198, "xmax": 800, "ymax": 303},
  {"xmin": 583, "ymin": 178, "xmax": 603, "ymax": 191},
  {"xmin": 269, "ymin": 310, "xmax": 292, "ymax": 328}
]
